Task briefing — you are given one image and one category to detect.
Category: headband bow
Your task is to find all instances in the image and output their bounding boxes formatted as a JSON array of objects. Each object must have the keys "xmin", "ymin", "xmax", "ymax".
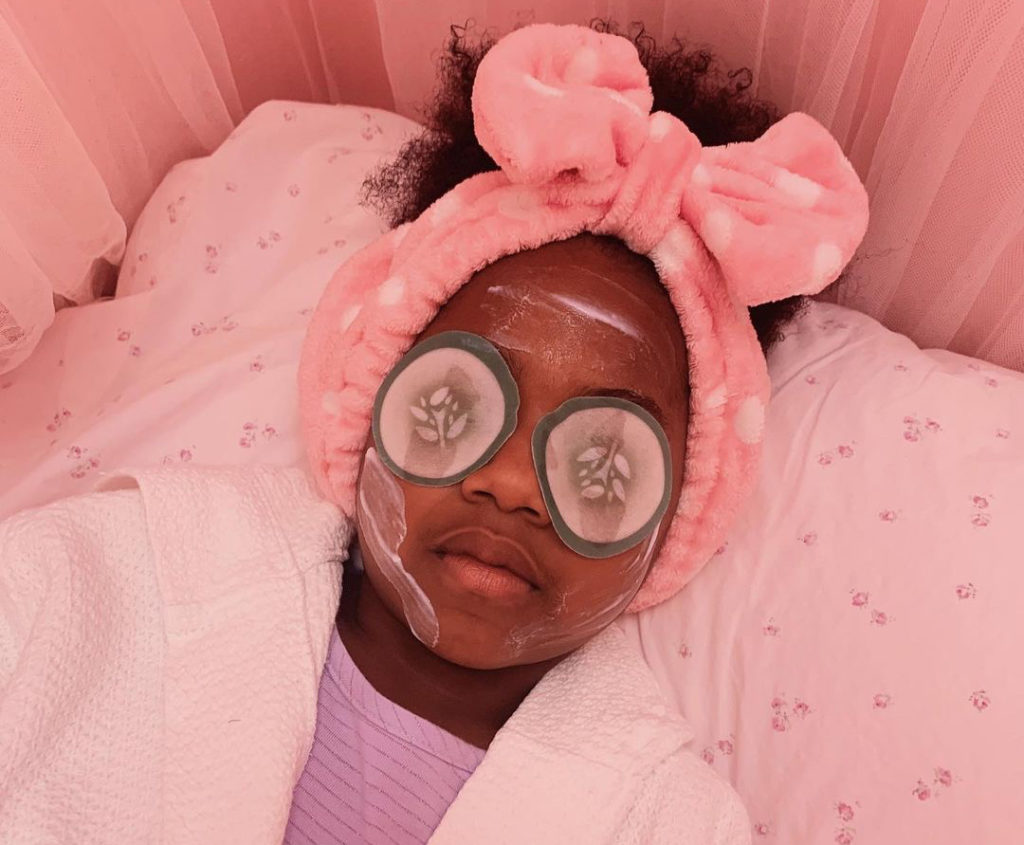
[
  {"xmin": 299, "ymin": 23, "xmax": 869, "ymax": 612},
  {"xmin": 472, "ymin": 23, "xmax": 867, "ymax": 307}
]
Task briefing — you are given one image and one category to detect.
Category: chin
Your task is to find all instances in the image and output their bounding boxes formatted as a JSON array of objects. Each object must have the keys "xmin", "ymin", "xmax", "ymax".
[
  {"xmin": 426, "ymin": 619, "xmax": 526, "ymax": 670},
  {"xmin": 430, "ymin": 640, "xmax": 506, "ymax": 670}
]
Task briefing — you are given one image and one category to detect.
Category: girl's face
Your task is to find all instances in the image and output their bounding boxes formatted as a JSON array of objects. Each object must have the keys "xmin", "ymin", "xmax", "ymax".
[{"xmin": 355, "ymin": 234, "xmax": 689, "ymax": 669}]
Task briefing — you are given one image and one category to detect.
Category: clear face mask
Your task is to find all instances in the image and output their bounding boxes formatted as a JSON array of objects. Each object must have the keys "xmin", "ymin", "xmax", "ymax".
[{"xmin": 356, "ymin": 330, "xmax": 673, "ymax": 656}]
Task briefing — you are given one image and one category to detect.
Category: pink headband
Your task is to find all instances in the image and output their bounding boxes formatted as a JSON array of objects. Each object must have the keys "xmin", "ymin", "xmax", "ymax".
[{"xmin": 298, "ymin": 22, "xmax": 869, "ymax": 613}]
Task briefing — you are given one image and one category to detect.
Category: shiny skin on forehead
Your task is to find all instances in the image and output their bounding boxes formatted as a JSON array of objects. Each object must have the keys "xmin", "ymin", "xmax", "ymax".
[{"xmin": 417, "ymin": 235, "xmax": 689, "ymax": 419}]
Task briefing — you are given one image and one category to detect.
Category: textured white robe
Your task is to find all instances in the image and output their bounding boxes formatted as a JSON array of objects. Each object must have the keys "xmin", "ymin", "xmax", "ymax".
[{"xmin": 0, "ymin": 465, "xmax": 749, "ymax": 844}]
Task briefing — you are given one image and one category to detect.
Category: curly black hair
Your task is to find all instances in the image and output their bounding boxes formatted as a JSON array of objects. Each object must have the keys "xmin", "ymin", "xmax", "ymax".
[{"xmin": 362, "ymin": 20, "xmax": 850, "ymax": 353}]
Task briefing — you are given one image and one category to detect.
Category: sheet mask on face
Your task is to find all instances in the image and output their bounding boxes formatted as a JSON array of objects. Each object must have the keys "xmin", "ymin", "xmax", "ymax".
[
  {"xmin": 366, "ymin": 329, "xmax": 673, "ymax": 659},
  {"xmin": 356, "ymin": 446, "xmax": 440, "ymax": 648},
  {"xmin": 480, "ymin": 277, "xmax": 665, "ymax": 369}
]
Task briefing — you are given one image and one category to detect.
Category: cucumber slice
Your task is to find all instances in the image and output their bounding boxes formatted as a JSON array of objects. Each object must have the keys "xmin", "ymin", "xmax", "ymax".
[
  {"xmin": 532, "ymin": 397, "xmax": 672, "ymax": 558},
  {"xmin": 373, "ymin": 331, "xmax": 520, "ymax": 486}
]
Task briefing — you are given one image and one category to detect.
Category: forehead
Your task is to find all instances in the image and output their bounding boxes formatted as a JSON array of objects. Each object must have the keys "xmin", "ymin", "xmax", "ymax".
[{"xmin": 418, "ymin": 236, "xmax": 688, "ymax": 413}]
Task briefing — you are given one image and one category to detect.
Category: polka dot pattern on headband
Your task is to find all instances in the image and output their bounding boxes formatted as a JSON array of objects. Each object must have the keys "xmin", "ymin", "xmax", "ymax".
[
  {"xmin": 377, "ymin": 276, "xmax": 406, "ymax": 305},
  {"xmin": 773, "ymin": 169, "xmax": 824, "ymax": 208},
  {"xmin": 812, "ymin": 243, "xmax": 844, "ymax": 287},
  {"xmin": 339, "ymin": 305, "xmax": 361, "ymax": 332},
  {"xmin": 734, "ymin": 396, "xmax": 766, "ymax": 444}
]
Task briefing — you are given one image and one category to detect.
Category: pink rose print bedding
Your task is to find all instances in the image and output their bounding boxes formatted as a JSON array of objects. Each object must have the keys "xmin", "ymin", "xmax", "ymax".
[{"xmin": 615, "ymin": 309, "xmax": 1024, "ymax": 843}]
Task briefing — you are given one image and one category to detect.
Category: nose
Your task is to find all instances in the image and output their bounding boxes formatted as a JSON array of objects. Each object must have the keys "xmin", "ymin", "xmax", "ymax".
[{"xmin": 459, "ymin": 421, "xmax": 550, "ymax": 526}]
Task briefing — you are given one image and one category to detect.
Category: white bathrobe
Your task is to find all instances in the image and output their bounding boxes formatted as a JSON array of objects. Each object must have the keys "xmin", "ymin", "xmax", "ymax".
[{"xmin": 0, "ymin": 465, "xmax": 750, "ymax": 844}]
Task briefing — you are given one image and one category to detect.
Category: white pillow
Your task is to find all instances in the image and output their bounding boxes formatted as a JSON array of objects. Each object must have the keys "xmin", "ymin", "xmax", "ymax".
[
  {"xmin": 0, "ymin": 101, "xmax": 418, "ymax": 517},
  {"xmin": 615, "ymin": 306, "xmax": 1024, "ymax": 843}
]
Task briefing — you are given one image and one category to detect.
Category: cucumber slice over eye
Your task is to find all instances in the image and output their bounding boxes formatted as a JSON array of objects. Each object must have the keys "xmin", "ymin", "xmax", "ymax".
[
  {"xmin": 532, "ymin": 396, "xmax": 672, "ymax": 558},
  {"xmin": 373, "ymin": 331, "xmax": 520, "ymax": 486}
]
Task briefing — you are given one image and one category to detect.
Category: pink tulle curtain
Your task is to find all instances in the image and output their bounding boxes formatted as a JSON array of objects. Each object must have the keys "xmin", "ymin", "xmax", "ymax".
[{"xmin": 2, "ymin": 0, "xmax": 1022, "ymax": 371}]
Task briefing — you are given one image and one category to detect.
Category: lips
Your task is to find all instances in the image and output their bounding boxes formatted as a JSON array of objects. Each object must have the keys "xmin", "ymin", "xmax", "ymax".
[{"xmin": 433, "ymin": 527, "xmax": 540, "ymax": 588}]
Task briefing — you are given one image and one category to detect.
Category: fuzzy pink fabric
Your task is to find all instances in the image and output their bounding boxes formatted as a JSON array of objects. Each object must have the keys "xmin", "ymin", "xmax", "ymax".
[{"xmin": 298, "ymin": 23, "xmax": 870, "ymax": 613}]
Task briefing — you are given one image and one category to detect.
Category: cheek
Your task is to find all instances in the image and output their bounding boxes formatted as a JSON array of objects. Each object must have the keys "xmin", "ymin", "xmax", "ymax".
[
  {"xmin": 502, "ymin": 541, "xmax": 657, "ymax": 662},
  {"xmin": 396, "ymin": 483, "xmax": 456, "ymax": 548},
  {"xmin": 554, "ymin": 542, "xmax": 654, "ymax": 612},
  {"xmin": 355, "ymin": 447, "xmax": 442, "ymax": 649},
  {"xmin": 395, "ymin": 481, "xmax": 431, "ymax": 522}
]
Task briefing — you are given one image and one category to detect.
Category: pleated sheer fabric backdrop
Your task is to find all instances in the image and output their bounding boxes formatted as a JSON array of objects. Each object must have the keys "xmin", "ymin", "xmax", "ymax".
[{"xmin": 2, "ymin": 0, "xmax": 1022, "ymax": 372}]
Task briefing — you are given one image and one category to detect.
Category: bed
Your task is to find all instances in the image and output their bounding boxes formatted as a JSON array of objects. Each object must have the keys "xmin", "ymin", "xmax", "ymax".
[{"xmin": 1, "ymin": 100, "xmax": 1021, "ymax": 841}]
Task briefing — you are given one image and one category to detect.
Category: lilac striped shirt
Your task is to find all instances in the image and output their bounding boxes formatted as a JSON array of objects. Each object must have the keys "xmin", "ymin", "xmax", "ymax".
[{"xmin": 283, "ymin": 608, "xmax": 487, "ymax": 844}]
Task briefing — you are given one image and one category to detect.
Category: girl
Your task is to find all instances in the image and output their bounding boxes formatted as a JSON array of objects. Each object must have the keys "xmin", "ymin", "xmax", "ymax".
[
  {"xmin": 0, "ymin": 20, "xmax": 868, "ymax": 845},
  {"xmin": 288, "ymin": 20, "xmax": 867, "ymax": 844}
]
